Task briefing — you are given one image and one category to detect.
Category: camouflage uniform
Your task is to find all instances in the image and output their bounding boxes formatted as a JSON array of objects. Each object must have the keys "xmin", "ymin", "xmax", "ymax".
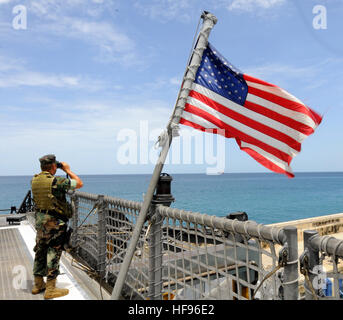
[{"xmin": 32, "ymin": 176, "xmax": 76, "ymax": 280}]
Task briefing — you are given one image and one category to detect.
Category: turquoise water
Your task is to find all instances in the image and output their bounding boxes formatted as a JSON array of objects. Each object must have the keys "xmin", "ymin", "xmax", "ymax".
[{"xmin": 1, "ymin": 172, "xmax": 342, "ymax": 224}]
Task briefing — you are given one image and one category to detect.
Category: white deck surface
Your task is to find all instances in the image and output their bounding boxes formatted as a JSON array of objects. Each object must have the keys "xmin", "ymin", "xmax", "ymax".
[{"xmin": 0, "ymin": 220, "xmax": 92, "ymax": 300}]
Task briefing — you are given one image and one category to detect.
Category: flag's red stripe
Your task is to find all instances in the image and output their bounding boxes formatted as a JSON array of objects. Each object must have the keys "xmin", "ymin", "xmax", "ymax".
[
  {"xmin": 179, "ymin": 118, "xmax": 209, "ymax": 132},
  {"xmin": 247, "ymin": 86, "xmax": 322, "ymax": 126},
  {"xmin": 237, "ymin": 140, "xmax": 294, "ymax": 178},
  {"xmin": 244, "ymin": 100, "xmax": 314, "ymax": 136},
  {"xmin": 189, "ymin": 90, "xmax": 301, "ymax": 152},
  {"xmin": 243, "ymin": 74, "xmax": 277, "ymax": 88},
  {"xmin": 184, "ymin": 103, "xmax": 293, "ymax": 164},
  {"xmin": 179, "ymin": 118, "xmax": 227, "ymax": 136},
  {"xmin": 180, "ymin": 117, "xmax": 294, "ymax": 177},
  {"xmin": 308, "ymin": 108, "xmax": 323, "ymax": 126}
]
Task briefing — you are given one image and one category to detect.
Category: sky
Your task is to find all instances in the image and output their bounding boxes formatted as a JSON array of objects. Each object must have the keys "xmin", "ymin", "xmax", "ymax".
[{"xmin": 0, "ymin": 0, "xmax": 342, "ymax": 176}]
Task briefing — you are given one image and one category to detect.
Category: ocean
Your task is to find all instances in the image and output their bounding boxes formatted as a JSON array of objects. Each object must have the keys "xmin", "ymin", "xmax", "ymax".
[{"xmin": 0, "ymin": 172, "xmax": 342, "ymax": 225}]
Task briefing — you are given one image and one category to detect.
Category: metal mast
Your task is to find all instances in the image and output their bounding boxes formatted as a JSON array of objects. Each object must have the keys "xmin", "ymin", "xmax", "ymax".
[{"xmin": 110, "ymin": 11, "xmax": 218, "ymax": 300}]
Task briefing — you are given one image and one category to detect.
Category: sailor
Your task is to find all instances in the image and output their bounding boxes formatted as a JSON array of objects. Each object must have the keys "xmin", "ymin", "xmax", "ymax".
[{"xmin": 31, "ymin": 154, "xmax": 83, "ymax": 299}]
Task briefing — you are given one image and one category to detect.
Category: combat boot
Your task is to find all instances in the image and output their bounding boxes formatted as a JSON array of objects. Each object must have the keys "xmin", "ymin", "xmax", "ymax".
[
  {"xmin": 44, "ymin": 279, "xmax": 69, "ymax": 299},
  {"xmin": 32, "ymin": 276, "xmax": 46, "ymax": 294}
]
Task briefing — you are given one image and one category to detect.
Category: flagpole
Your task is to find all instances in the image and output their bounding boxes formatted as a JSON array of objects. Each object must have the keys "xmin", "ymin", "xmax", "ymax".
[{"xmin": 110, "ymin": 11, "xmax": 217, "ymax": 300}]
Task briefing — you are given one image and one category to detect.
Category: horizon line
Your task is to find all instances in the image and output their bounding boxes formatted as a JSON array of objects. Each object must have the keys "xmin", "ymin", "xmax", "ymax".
[{"xmin": 0, "ymin": 170, "xmax": 342, "ymax": 177}]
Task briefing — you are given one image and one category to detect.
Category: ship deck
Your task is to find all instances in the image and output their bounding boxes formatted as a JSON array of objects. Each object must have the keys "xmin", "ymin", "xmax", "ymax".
[
  {"xmin": 0, "ymin": 226, "xmax": 42, "ymax": 300},
  {"xmin": 1, "ymin": 211, "xmax": 343, "ymax": 300},
  {"xmin": 0, "ymin": 215, "xmax": 109, "ymax": 300}
]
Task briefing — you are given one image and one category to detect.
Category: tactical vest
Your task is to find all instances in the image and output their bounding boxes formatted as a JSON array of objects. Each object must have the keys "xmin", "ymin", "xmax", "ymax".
[{"xmin": 31, "ymin": 171, "xmax": 72, "ymax": 219}]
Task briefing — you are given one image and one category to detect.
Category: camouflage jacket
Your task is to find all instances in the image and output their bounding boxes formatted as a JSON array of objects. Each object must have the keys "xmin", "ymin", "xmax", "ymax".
[
  {"xmin": 52, "ymin": 176, "xmax": 76, "ymax": 203},
  {"xmin": 33, "ymin": 173, "xmax": 77, "ymax": 222}
]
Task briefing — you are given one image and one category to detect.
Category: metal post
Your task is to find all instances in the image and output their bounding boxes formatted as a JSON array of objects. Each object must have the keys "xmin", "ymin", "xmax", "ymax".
[
  {"xmin": 110, "ymin": 11, "xmax": 218, "ymax": 300},
  {"xmin": 152, "ymin": 210, "xmax": 163, "ymax": 300},
  {"xmin": 148, "ymin": 174, "xmax": 173, "ymax": 300},
  {"xmin": 303, "ymin": 230, "xmax": 320, "ymax": 300},
  {"xmin": 71, "ymin": 193, "xmax": 79, "ymax": 248},
  {"xmin": 148, "ymin": 204, "xmax": 163, "ymax": 300},
  {"xmin": 97, "ymin": 195, "xmax": 107, "ymax": 279},
  {"xmin": 148, "ymin": 204, "xmax": 157, "ymax": 300},
  {"xmin": 283, "ymin": 226, "xmax": 298, "ymax": 300}
]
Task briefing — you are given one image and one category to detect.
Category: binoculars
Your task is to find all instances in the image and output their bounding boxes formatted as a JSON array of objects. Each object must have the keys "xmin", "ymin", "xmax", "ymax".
[{"xmin": 56, "ymin": 161, "xmax": 63, "ymax": 169}]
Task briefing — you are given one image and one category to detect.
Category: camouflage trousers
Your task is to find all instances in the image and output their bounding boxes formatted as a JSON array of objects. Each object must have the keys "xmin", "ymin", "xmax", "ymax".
[{"xmin": 33, "ymin": 212, "xmax": 67, "ymax": 280}]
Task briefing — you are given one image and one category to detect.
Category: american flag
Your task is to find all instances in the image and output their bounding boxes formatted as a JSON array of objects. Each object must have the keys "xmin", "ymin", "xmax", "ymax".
[{"xmin": 180, "ymin": 42, "xmax": 322, "ymax": 178}]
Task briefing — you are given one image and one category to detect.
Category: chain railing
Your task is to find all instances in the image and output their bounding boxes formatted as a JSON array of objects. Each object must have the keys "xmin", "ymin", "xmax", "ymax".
[
  {"xmin": 69, "ymin": 192, "xmax": 149, "ymax": 299},
  {"xmin": 104, "ymin": 195, "xmax": 149, "ymax": 299},
  {"xmin": 66, "ymin": 190, "xmax": 301, "ymax": 300},
  {"xmin": 24, "ymin": 188, "xmax": 343, "ymax": 300},
  {"xmin": 70, "ymin": 192, "xmax": 100, "ymax": 272},
  {"xmin": 300, "ymin": 230, "xmax": 343, "ymax": 300},
  {"xmin": 156, "ymin": 206, "xmax": 299, "ymax": 300}
]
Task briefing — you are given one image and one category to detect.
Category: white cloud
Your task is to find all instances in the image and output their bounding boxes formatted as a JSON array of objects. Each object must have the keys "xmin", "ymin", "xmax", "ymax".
[
  {"xmin": 50, "ymin": 18, "xmax": 137, "ymax": 65},
  {"xmin": 0, "ymin": 99, "xmax": 172, "ymax": 170},
  {"xmin": 0, "ymin": 0, "xmax": 13, "ymax": 4},
  {"xmin": 30, "ymin": 0, "xmax": 86, "ymax": 14},
  {"xmin": 0, "ymin": 72, "xmax": 78, "ymax": 88},
  {"xmin": 242, "ymin": 58, "xmax": 343, "ymax": 96},
  {"xmin": 66, "ymin": 18, "xmax": 135, "ymax": 53},
  {"xmin": 113, "ymin": 84, "xmax": 123, "ymax": 90},
  {"xmin": 0, "ymin": 55, "xmax": 105, "ymax": 89},
  {"xmin": 170, "ymin": 76, "xmax": 182, "ymax": 86},
  {"xmin": 28, "ymin": 1, "xmax": 138, "ymax": 66},
  {"xmin": 29, "ymin": 0, "xmax": 119, "ymax": 18},
  {"xmin": 135, "ymin": 0, "xmax": 287, "ymax": 21},
  {"xmin": 243, "ymin": 58, "xmax": 338, "ymax": 83},
  {"xmin": 244, "ymin": 63, "xmax": 314, "ymax": 80},
  {"xmin": 0, "ymin": 55, "xmax": 23, "ymax": 71},
  {"xmin": 134, "ymin": 0, "xmax": 197, "ymax": 23},
  {"xmin": 227, "ymin": 0, "xmax": 285, "ymax": 11}
]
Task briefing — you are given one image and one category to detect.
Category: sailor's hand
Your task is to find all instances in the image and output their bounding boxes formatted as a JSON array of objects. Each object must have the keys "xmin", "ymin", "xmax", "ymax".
[
  {"xmin": 59, "ymin": 162, "xmax": 83, "ymax": 189},
  {"xmin": 60, "ymin": 162, "xmax": 71, "ymax": 172}
]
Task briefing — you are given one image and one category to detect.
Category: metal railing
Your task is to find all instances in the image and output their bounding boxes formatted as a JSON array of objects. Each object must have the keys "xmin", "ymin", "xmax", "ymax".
[
  {"xmin": 300, "ymin": 230, "xmax": 343, "ymax": 300},
  {"xmin": 23, "ymin": 187, "xmax": 343, "ymax": 300},
  {"xmin": 67, "ymin": 190, "xmax": 299, "ymax": 300}
]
